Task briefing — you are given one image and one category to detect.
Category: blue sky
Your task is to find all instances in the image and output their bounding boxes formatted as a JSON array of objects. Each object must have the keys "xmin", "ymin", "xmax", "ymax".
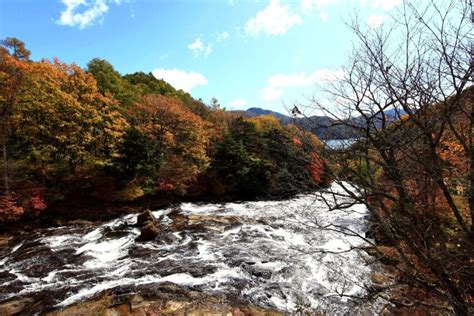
[{"xmin": 0, "ymin": 0, "xmax": 402, "ymax": 114}]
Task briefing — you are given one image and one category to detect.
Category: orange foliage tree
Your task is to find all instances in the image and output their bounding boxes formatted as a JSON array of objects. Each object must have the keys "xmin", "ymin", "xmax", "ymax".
[
  {"xmin": 11, "ymin": 59, "xmax": 128, "ymax": 178},
  {"xmin": 129, "ymin": 95, "xmax": 210, "ymax": 193}
]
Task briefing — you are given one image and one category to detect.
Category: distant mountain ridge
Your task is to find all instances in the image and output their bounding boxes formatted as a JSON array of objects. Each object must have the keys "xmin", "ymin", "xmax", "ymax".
[
  {"xmin": 240, "ymin": 107, "xmax": 406, "ymax": 140},
  {"xmin": 245, "ymin": 107, "xmax": 290, "ymax": 121}
]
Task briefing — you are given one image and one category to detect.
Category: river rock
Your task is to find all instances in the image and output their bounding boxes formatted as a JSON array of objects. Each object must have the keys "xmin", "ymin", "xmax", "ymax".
[
  {"xmin": 168, "ymin": 208, "xmax": 187, "ymax": 230},
  {"xmin": 370, "ymin": 272, "xmax": 389, "ymax": 285},
  {"xmin": 45, "ymin": 289, "xmax": 286, "ymax": 316},
  {"xmin": 136, "ymin": 209, "xmax": 158, "ymax": 227},
  {"xmin": 135, "ymin": 209, "xmax": 162, "ymax": 241},
  {"xmin": 188, "ymin": 214, "xmax": 241, "ymax": 233},
  {"xmin": 0, "ymin": 297, "xmax": 35, "ymax": 315},
  {"xmin": 138, "ymin": 222, "xmax": 162, "ymax": 241}
]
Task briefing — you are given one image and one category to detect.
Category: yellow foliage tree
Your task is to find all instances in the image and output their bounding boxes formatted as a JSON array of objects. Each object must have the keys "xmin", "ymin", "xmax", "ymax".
[
  {"xmin": 247, "ymin": 115, "xmax": 282, "ymax": 133},
  {"xmin": 11, "ymin": 58, "xmax": 128, "ymax": 175}
]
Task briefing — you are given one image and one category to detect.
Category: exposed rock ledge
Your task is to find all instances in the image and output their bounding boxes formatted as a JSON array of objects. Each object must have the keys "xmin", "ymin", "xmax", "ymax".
[{"xmin": 0, "ymin": 283, "xmax": 285, "ymax": 316}]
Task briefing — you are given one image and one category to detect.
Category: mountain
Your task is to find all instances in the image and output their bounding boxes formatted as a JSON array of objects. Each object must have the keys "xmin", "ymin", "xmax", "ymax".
[
  {"xmin": 240, "ymin": 107, "xmax": 407, "ymax": 140},
  {"xmin": 242, "ymin": 108, "xmax": 358, "ymax": 140},
  {"xmin": 245, "ymin": 107, "xmax": 291, "ymax": 122}
]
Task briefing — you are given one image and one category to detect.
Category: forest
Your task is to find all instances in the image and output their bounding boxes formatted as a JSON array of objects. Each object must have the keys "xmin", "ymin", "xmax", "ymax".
[{"xmin": 0, "ymin": 37, "xmax": 327, "ymax": 223}]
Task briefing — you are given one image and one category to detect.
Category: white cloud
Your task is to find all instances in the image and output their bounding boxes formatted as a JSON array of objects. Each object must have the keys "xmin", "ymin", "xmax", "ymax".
[
  {"xmin": 217, "ymin": 31, "xmax": 230, "ymax": 42},
  {"xmin": 227, "ymin": 99, "xmax": 247, "ymax": 108},
  {"xmin": 152, "ymin": 68, "xmax": 208, "ymax": 93},
  {"xmin": 298, "ymin": 0, "xmax": 401, "ymax": 22},
  {"xmin": 301, "ymin": 0, "xmax": 340, "ymax": 12},
  {"xmin": 188, "ymin": 37, "xmax": 213, "ymax": 57},
  {"xmin": 301, "ymin": 0, "xmax": 339, "ymax": 21},
  {"xmin": 301, "ymin": 0, "xmax": 341, "ymax": 23},
  {"xmin": 261, "ymin": 87, "xmax": 283, "ymax": 101},
  {"xmin": 205, "ymin": 44, "xmax": 213, "ymax": 56},
  {"xmin": 366, "ymin": 14, "xmax": 386, "ymax": 28},
  {"xmin": 188, "ymin": 37, "xmax": 204, "ymax": 53},
  {"xmin": 261, "ymin": 69, "xmax": 344, "ymax": 100},
  {"xmin": 368, "ymin": 0, "xmax": 402, "ymax": 11},
  {"xmin": 319, "ymin": 10, "xmax": 328, "ymax": 22},
  {"xmin": 57, "ymin": 0, "xmax": 122, "ymax": 29},
  {"xmin": 245, "ymin": 0, "xmax": 302, "ymax": 36}
]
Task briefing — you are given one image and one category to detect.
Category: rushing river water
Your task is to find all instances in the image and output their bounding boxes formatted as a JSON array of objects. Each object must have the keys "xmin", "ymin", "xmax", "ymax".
[{"xmin": 0, "ymin": 182, "xmax": 383, "ymax": 314}]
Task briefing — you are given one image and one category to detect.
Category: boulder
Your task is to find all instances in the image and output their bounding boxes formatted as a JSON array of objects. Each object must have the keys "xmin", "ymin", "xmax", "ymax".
[
  {"xmin": 135, "ymin": 209, "xmax": 162, "ymax": 241},
  {"xmin": 136, "ymin": 209, "xmax": 158, "ymax": 227},
  {"xmin": 139, "ymin": 222, "xmax": 162, "ymax": 241}
]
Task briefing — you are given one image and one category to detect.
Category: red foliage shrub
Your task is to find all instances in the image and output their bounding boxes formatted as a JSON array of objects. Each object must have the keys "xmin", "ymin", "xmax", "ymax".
[
  {"xmin": 0, "ymin": 192, "xmax": 25, "ymax": 223},
  {"xmin": 28, "ymin": 188, "xmax": 47, "ymax": 212},
  {"xmin": 307, "ymin": 152, "xmax": 325, "ymax": 184}
]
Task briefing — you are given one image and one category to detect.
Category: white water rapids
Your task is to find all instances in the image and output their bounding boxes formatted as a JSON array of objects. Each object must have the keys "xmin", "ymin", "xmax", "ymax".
[{"xmin": 0, "ymin": 182, "xmax": 385, "ymax": 314}]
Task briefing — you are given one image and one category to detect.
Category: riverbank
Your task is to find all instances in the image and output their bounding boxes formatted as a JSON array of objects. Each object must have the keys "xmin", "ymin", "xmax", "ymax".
[
  {"xmin": 0, "ymin": 283, "xmax": 286, "ymax": 315},
  {"xmin": 0, "ymin": 183, "xmax": 325, "ymax": 235}
]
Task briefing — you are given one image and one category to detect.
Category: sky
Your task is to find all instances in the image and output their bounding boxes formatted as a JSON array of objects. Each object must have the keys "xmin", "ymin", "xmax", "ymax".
[{"xmin": 0, "ymin": 0, "xmax": 404, "ymax": 114}]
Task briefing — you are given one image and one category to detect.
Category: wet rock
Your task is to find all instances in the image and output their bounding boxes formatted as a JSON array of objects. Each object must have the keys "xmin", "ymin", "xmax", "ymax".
[
  {"xmin": 168, "ymin": 208, "xmax": 188, "ymax": 230},
  {"xmin": 136, "ymin": 209, "xmax": 158, "ymax": 227},
  {"xmin": 369, "ymin": 272, "xmax": 394, "ymax": 292},
  {"xmin": 188, "ymin": 214, "xmax": 242, "ymax": 233},
  {"xmin": 0, "ymin": 271, "xmax": 16, "ymax": 283},
  {"xmin": 103, "ymin": 228, "xmax": 130, "ymax": 239},
  {"xmin": 135, "ymin": 209, "xmax": 163, "ymax": 241},
  {"xmin": 0, "ymin": 235, "xmax": 13, "ymax": 247},
  {"xmin": 129, "ymin": 294, "xmax": 146, "ymax": 310},
  {"xmin": 187, "ymin": 214, "xmax": 239, "ymax": 226},
  {"xmin": 138, "ymin": 222, "xmax": 162, "ymax": 241},
  {"xmin": 370, "ymin": 272, "xmax": 389, "ymax": 285},
  {"xmin": 364, "ymin": 246, "xmax": 401, "ymax": 265},
  {"xmin": 243, "ymin": 264, "xmax": 273, "ymax": 279},
  {"xmin": 45, "ymin": 287, "xmax": 285, "ymax": 316},
  {"xmin": 0, "ymin": 236, "xmax": 13, "ymax": 258},
  {"xmin": 0, "ymin": 279, "xmax": 27, "ymax": 296},
  {"xmin": 169, "ymin": 209, "xmax": 243, "ymax": 233},
  {"xmin": 46, "ymin": 293, "xmax": 112, "ymax": 316},
  {"xmin": 68, "ymin": 219, "xmax": 96, "ymax": 226},
  {"xmin": 0, "ymin": 297, "xmax": 35, "ymax": 315}
]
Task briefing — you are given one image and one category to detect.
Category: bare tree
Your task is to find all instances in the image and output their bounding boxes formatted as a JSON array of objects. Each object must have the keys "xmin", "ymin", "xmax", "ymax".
[{"xmin": 301, "ymin": 1, "xmax": 473, "ymax": 314}]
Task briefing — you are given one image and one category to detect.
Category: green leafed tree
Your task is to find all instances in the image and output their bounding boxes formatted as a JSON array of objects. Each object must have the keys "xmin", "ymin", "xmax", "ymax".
[{"xmin": 86, "ymin": 58, "xmax": 136, "ymax": 107}]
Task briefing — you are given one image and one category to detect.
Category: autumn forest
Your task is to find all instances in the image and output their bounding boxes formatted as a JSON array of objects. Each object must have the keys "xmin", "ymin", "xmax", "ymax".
[{"xmin": 0, "ymin": 38, "xmax": 326, "ymax": 222}]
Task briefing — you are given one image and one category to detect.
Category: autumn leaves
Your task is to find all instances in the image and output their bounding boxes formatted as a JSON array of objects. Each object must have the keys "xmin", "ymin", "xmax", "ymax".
[{"xmin": 0, "ymin": 38, "xmax": 327, "ymax": 221}]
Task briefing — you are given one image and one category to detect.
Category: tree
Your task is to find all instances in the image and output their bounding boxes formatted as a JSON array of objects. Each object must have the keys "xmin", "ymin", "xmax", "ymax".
[
  {"xmin": 209, "ymin": 116, "xmax": 326, "ymax": 198},
  {"xmin": 129, "ymin": 95, "xmax": 210, "ymax": 193},
  {"xmin": 0, "ymin": 37, "xmax": 30, "ymax": 194},
  {"xmin": 210, "ymin": 97, "xmax": 221, "ymax": 111},
  {"xmin": 124, "ymin": 71, "xmax": 177, "ymax": 97},
  {"xmin": 111, "ymin": 128, "xmax": 162, "ymax": 181},
  {"xmin": 11, "ymin": 58, "xmax": 128, "ymax": 180},
  {"xmin": 303, "ymin": 1, "xmax": 473, "ymax": 314},
  {"xmin": 86, "ymin": 58, "xmax": 136, "ymax": 107},
  {"xmin": 1, "ymin": 37, "xmax": 30, "ymax": 60},
  {"xmin": 248, "ymin": 115, "xmax": 282, "ymax": 133}
]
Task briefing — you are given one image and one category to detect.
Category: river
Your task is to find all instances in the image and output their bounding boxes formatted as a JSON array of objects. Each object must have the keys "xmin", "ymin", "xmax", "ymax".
[{"xmin": 0, "ymin": 182, "xmax": 384, "ymax": 314}]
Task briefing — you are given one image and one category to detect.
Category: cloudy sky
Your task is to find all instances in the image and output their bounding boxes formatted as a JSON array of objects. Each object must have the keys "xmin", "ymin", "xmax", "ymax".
[{"xmin": 0, "ymin": 0, "xmax": 402, "ymax": 114}]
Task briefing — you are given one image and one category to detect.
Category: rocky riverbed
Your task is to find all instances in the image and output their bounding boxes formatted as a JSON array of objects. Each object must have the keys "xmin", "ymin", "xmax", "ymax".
[{"xmin": 0, "ymin": 182, "xmax": 390, "ymax": 315}]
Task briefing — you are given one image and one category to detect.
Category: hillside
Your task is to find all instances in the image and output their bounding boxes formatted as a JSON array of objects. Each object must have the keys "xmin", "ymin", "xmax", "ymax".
[
  {"xmin": 0, "ymin": 38, "xmax": 328, "ymax": 224},
  {"xmin": 240, "ymin": 107, "xmax": 406, "ymax": 140}
]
